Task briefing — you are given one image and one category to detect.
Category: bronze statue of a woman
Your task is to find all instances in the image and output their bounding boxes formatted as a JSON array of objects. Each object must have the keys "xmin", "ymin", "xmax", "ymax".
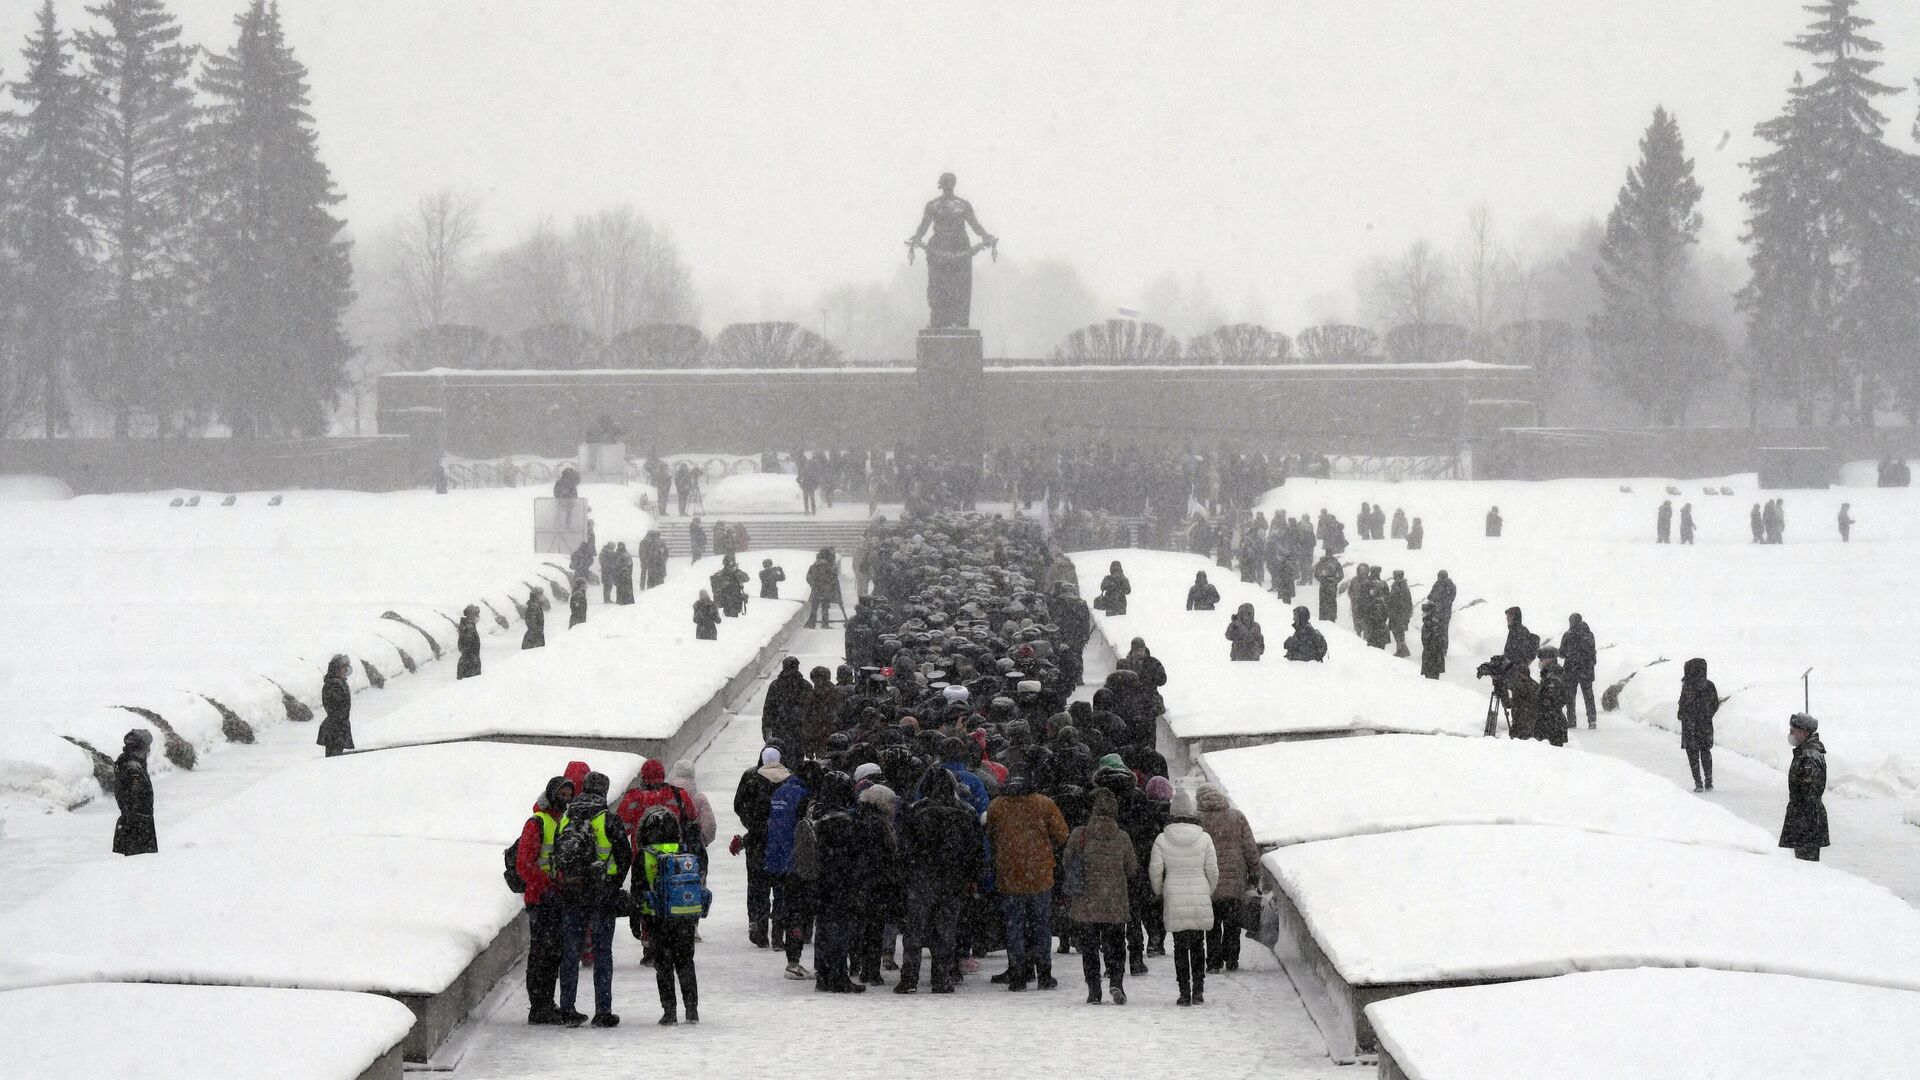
[{"xmin": 905, "ymin": 173, "xmax": 997, "ymax": 330}]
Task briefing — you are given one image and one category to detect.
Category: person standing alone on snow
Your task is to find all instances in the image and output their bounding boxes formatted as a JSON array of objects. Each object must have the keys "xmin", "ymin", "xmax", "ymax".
[
  {"xmin": 1150, "ymin": 788, "xmax": 1218, "ymax": 1007},
  {"xmin": 112, "ymin": 729, "xmax": 157, "ymax": 855},
  {"xmin": 1225, "ymin": 603, "xmax": 1264, "ymax": 661},
  {"xmin": 1838, "ymin": 503, "xmax": 1855, "ymax": 542},
  {"xmin": 1781, "ymin": 713, "xmax": 1829, "ymax": 861},
  {"xmin": 521, "ymin": 587, "xmax": 547, "ymax": 649},
  {"xmin": 1679, "ymin": 503, "xmax": 1695, "ymax": 545},
  {"xmin": 1485, "ymin": 506, "xmax": 1503, "ymax": 537},
  {"xmin": 1678, "ymin": 657, "xmax": 1719, "ymax": 792},
  {"xmin": 317, "ymin": 654, "xmax": 353, "ymax": 757},
  {"xmin": 457, "ymin": 605, "xmax": 482, "ymax": 679},
  {"xmin": 1657, "ymin": 500, "xmax": 1673, "ymax": 543},
  {"xmin": 1561, "ymin": 614, "xmax": 1598, "ymax": 729}
]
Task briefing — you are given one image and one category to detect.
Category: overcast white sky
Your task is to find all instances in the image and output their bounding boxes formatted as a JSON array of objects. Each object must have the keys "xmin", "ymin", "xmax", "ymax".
[{"xmin": 7, "ymin": 0, "xmax": 1920, "ymax": 330}]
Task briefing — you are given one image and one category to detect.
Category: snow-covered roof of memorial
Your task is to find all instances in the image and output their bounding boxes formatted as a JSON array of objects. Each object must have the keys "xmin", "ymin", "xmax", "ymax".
[
  {"xmin": 173, "ymin": 742, "xmax": 643, "ymax": 849},
  {"xmin": 1265, "ymin": 824, "xmax": 1920, "ymax": 989},
  {"xmin": 0, "ymin": 984, "xmax": 415, "ymax": 1080},
  {"xmin": 0, "ymin": 837, "xmax": 517, "ymax": 995},
  {"xmin": 1203, "ymin": 734, "xmax": 1772, "ymax": 852},
  {"xmin": 1071, "ymin": 550, "xmax": 1485, "ymax": 738},
  {"xmin": 359, "ymin": 553, "xmax": 811, "ymax": 749},
  {"xmin": 1366, "ymin": 968, "xmax": 1920, "ymax": 1080}
]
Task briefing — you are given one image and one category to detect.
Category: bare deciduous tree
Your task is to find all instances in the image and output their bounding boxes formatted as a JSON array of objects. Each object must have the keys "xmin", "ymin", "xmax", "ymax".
[
  {"xmin": 391, "ymin": 189, "xmax": 482, "ymax": 331},
  {"xmin": 1457, "ymin": 206, "xmax": 1515, "ymax": 359},
  {"xmin": 569, "ymin": 205, "xmax": 696, "ymax": 340},
  {"xmin": 1367, "ymin": 239, "xmax": 1457, "ymax": 330}
]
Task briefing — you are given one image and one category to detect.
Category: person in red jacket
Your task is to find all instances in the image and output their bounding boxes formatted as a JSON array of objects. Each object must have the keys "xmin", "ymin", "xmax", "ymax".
[
  {"xmin": 617, "ymin": 760, "xmax": 698, "ymax": 849},
  {"xmin": 518, "ymin": 770, "xmax": 580, "ymax": 1024}
]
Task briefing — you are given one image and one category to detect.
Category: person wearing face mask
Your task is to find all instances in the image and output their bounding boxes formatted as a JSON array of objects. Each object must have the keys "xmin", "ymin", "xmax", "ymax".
[{"xmin": 1781, "ymin": 714, "xmax": 1829, "ymax": 861}]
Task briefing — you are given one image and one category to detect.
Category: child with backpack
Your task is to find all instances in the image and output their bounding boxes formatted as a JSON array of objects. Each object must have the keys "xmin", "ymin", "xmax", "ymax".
[{"xmin": 633, "ymin": 807, "xmax": 710, "ymax": 1024}]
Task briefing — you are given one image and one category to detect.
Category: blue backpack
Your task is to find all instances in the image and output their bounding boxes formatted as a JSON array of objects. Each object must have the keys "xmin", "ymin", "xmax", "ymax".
[{"xmin": 649, "ymin": 847, "xmax": 709, "ymax": 919}]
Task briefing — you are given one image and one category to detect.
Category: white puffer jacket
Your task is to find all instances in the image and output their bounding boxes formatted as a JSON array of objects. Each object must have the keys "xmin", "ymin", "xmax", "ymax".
[{"xmin": 1149, "ymin": 820, "xmax": 1220, "ymax": 933}]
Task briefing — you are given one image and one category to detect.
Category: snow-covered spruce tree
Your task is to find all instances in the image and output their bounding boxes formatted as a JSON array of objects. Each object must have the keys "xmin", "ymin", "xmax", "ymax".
[
  {"xmin": 1589, "ymin": 106, "xmax": 1710, "ymax": 424},
  {"xmin": 1739, "ymin": 0, "xmax": 1917, "ymax": 425},
  {"xmin": 194, "ymin": 1, "xmax": 352, "ymax": 436},
  {"xmin": 76, "ymin": 0, "xmax": 199, "ymax": 435},
  {"xmin": 7, "ymin": 1, "xmax": 102, "ymax": 437}
]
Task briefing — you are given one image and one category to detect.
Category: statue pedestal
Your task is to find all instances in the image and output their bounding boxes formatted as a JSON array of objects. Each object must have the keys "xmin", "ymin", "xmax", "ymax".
[{"xmin": 916, "ymin": 330, "xmax": 985, "ymax": 456}]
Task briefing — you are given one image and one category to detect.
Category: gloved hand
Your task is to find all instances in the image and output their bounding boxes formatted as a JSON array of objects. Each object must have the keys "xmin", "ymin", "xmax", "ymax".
[{"xmin": 728, "ymin": 834, "xmax": 744, "ymax": 856}]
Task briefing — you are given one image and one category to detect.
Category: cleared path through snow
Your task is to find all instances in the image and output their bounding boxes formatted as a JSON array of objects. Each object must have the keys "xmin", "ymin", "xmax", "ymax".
[{"xmin": 452, "ymin": 578, "xmax": 1347, "ymax": 1079}]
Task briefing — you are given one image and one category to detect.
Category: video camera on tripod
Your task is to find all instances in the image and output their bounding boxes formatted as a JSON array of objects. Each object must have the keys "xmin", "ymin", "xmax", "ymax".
[{"xmin": 1475, "ymin": 654, "xmax": 1514, "ymax": 736}]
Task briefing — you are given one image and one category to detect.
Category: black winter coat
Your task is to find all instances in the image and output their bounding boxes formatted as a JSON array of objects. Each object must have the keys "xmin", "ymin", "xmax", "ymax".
[
  {"xmin": 1780, "ymin": 734, "xmax": 1830, "ymax": 849},
  {"xmin": 852, "ymin": 806, "xmax": 905, "ymax": 917},
  {"xmin": 1283, "ymin": 622, "xmax": 1327, "ymax": 662},
  {"xmin": 762, "ymin": 670, "xmax": 812, "ymax": 745},
  {"xmin": 112, "ymin": 752, "xmax": 157, "ymax": 855},
  {"xmin": 1562, "ymin": 621, "xmax": 1597, "ymax": 679},
  {"xmin": 1677, "ymin": 659, "xmax": 1719, "ymax": 751},
  {"xmin": 456, "ymin": 620, "xmax": 481, "ymax": 679},
  {"xmin": 1186, "ymin": 583, "xmax": 1220, "ymax": 611},
  {"xmin": 317, "ymin": 673, "xmax": 353, "ymax": 752},
  {"xmin": 1225, "ymin": 616, "xmax": 1265, "ymax": 661},
  {"xmin": 901, "ymin": 789, "xmax": 984, "ymax": 899}
]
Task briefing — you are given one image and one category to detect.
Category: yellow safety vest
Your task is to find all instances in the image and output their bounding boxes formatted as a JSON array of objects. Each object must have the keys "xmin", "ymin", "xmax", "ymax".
[
  {"xmin": 532, "ymin": 811, "xmax": 560, "ymax": 876},
  {"xmin": 556, "ymin": 810, "xmax": 621, "ymax": 877}
]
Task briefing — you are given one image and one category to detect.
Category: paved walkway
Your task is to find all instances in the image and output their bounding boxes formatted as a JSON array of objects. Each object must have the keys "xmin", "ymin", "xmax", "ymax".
[{"xmin": 453, "ymin": 611, "xmax": 1347, "ymax": 1080}]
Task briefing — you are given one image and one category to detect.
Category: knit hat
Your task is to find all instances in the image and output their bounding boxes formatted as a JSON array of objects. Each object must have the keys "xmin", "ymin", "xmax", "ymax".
[
  {"xmin": 852, "ymin": 762, "xmax": 883, "ymax": 783},
  {"xmin": 1096, "ymin": 753, "xmax": 1126, "ymax": 771},
  {"xmin": 858, "ymin": 783, "xmax": 897, "ymax": 808},
  {"xmin": 1144, "ymin": 775, "xmax": 1175, "ymax": 802},
  {"xmin": 1016, "ymin": 680, "xmax": 1042, "ymax": 694},
  {"xmin": 1090, "ymin": 787, "xmax": 1118, "ymax": 817},
  {"xmin": 1790, "ymin": 713, "xmax": 1819, "ymax": 733},
  {"xmin": 668, "ymin": 759, "xmax": 697, "ymax": 786},
  {"xmin": 1169, "ymin": 787, "xmax": 1197, "ymax": 818},
  {"xmin": 760, "ymin": 747, "xmax": 782, "ymax": 766},
  {"xmin": 640, "ymin": 759, "xmax": 666, "ymax": 785},
  {"xmin": 942, "ymin": 685, "xmax": 970, "ymax": 703}
]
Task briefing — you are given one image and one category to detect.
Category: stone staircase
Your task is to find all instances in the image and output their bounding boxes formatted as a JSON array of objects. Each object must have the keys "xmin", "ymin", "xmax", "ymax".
[{"xmin": 652, "ymin": 517, "xmax": 871, "ymax": 558}]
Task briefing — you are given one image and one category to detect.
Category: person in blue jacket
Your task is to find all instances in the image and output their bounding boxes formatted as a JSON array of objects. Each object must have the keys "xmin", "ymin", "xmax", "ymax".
[
  {"xmin": 938, "ymin": 737, "xmax": 990, "ymax": 818},
  {"xmin": 764, "ymin": 759, "xmax": 820, "ymax": 979}
]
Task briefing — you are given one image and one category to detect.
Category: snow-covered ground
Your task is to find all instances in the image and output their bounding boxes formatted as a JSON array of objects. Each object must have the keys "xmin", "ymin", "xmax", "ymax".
[
  {"xmin": 0, "ymin": 836, "xmax": 519, "ymax": 995},
  {"xmin": 171, "ymin": 742, "xmax": 644, "ymax": 849},
  {"xmin": 1264, "ymin": 823, "xmax": 1920, "ymax": 989},
  {"xmin": 1202, "ymin": 733, "xmax": 1772, "ymax": 852},
  {"xmin": 1367, "ymin": 968, "xmax": 1920, "ymax": 1080},
  {"xmin": 0, "ymin": 983, "xmax": 416, "ymax": 1080},
  {"xmin": 1070, "ymin": 549, "xmax": 1486, "ymax": 741},
  {"xmin": 1254, "ymin": 475, "xmax": 1920, "ymax": 798},
  {"xmin": 357, "ymin": 551, "xmax": 810, "ymax": 749},
  {"xmin": 0, "ymin": 482, "xmax": 648, "ymax": 814},
  {"xmin": 702, "ymin": 472, "xmax": 804, "ymax": 514}
]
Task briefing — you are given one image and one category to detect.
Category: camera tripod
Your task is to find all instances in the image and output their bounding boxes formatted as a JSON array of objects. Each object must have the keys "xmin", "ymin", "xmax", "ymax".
[{"xmin": 1483, "ymin": 688, "xmax": 1511, "ymax": 737}]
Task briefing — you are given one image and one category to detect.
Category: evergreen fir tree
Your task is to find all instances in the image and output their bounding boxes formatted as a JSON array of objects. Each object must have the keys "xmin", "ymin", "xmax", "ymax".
[
  {"xmin": 195, "ymin": 1, "xmax": 352, "ymax": 436},
  {"xmin": 1739, "ymin": 0, "xmax": 1915, "ymax": 425},
  {"xmin": 8, "ymin": 1, "xmax": 101, "ymax": 436},
  {"xmin": 1589, "ymin": 106, "xmax": 1710, "ymax": 423},
  {"xmin": 76, "ymin": 0, "xmax": 199, "ymax": 435}
]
